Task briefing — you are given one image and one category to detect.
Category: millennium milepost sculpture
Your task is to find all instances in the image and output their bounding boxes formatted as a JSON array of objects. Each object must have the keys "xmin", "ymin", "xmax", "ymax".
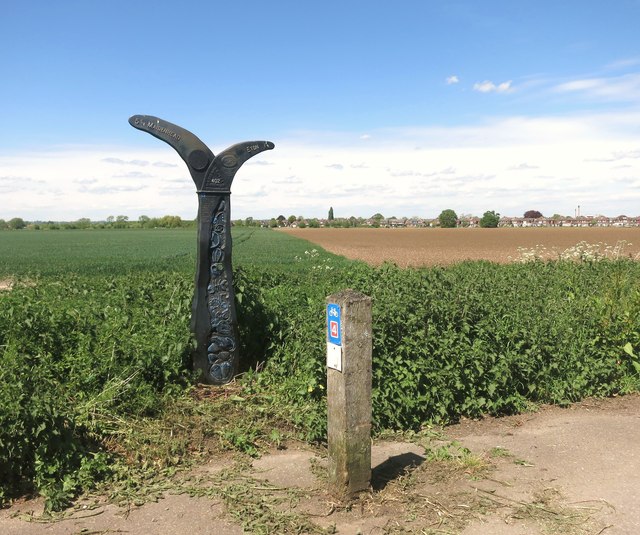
[{"xmin": 129, "ymin": 115, "xmax": 274, "ymax": 384}]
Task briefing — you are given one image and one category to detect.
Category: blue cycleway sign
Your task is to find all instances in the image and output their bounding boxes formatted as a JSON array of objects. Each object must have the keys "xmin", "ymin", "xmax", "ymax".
[{"xmin": 327, "ymin": 303, "xmax": 341, "ymax": 346}]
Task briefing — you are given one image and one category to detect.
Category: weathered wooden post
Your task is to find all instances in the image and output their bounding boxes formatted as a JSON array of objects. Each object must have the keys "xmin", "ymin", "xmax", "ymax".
[{"xmin": 326, "ymin": 289, "xmax": 373, "ymax": 497}]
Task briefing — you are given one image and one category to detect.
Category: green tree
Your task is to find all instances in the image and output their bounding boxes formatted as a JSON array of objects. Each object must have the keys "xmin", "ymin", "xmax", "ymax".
[
  {"xmin": 138, "ymin": 215, "xmax": 151, "ymax": 228},
  {"xmin": 524, "ymin": 210, "xmax": 543, "ymax": 219},
  {"xmin": 158, "ymin": 215, "xmax": 182, "ymax": 228},
  {"xmin": 0, "ymin": 219, "xmax": 7, "ymax": 230},
  {"xmin": 438, "ymin": 209, "xmax": 458, "ymax": 228},
  {"xmin": 8, "ymin": 217, "xmax": 26, "ymax": 230},
  {"xmin": 328, "ymin": 207, "xmax": 334, "ymax": 220},
  {"xmin": 308, "ymin": 218, "xmax": 320, "ymax": 228},
  {"xmin": 269, "ymin": 218, "xmax": 278, "ymax": 228},
  {"xmin": 287, "ymin": 215, "xmax": 297, "ymax": 225},
  {"xmin": 480, "ymin": 210, "xmax": 500, "ymax": 228},
  {"xmin": 113, "ymin": 215, "xmax": 129, "ymax": 229},
  {"xmin": 75, "ymin": 218, "xmax": 91, "ymax": 229},
  {"xmin": 369, "ymin": 214, "xmax": 383, "ymax": 227}
]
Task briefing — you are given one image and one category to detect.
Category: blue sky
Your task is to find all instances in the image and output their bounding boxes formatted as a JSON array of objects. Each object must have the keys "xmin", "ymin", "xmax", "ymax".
[{"xmin": 2, "ymin": 0, "xmax": 640, "ymax": 220}]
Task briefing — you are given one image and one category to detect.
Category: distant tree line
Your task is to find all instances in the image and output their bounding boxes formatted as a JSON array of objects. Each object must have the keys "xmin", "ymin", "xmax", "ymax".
[
  {"xmin": 0, "ymin": 209, "xmax": 562, "ymax": 231},
  {"xmin": 0, "ymin": 215, "xmax": 196, "ymax": 230},
  {"xmin": 235, "ymin": 208, "xmax": 510, "ymax": 230},
  {"xmin": 233, "ymin": 214, "xmax": 366, "ymax": 229}
]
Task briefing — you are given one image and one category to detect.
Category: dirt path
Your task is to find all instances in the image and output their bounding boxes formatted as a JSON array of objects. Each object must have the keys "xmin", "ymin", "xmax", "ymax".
[{"xmin": 2, "ymin": 395, "xmax": 639, "ymax": 534}]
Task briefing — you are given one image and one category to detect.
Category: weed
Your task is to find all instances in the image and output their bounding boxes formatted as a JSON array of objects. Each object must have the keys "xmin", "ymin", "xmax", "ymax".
[{"xmin": 489, "ymin": 447, "xmax": 513, "ymax": 458}]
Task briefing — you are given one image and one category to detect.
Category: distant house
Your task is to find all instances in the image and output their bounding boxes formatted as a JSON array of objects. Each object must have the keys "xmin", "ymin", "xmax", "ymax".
[
  {"xmin": 257, "ymin": 213, "xmax": 640, "ymax": 229},
  {"xmin": 385, "ymin": 217, "xmax": 406, "ymax": 228}
]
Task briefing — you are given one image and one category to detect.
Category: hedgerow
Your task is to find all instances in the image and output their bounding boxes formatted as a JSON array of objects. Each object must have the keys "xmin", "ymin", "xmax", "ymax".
[
  {"xmin": 1, "ymin": 238, "xmax": 640, "ymax": 508},
  {"xmin": 0, "ymin": 273, "xmax": 193, "ymax": 508},
  {"xmin": 241, "ymin": 258, "xmax": 640, "ymax": 436}
]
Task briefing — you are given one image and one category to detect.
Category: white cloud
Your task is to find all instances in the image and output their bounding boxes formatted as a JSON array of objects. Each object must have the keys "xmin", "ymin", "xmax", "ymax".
[
  {"xmin": 152, "ymin": 161, "xmax": 178, "ymax": 168},
  {"xmin": 80, "ymin": 184, "xmax": 147, "ymax": 195},
  {"xmin": 509, "ymin": 163, "xmax": 539, "ymax": 170},
  {"xmin": 2, "ymin": 111, "xmax": 640, "ymax": 220},
  {"xmin": 273, "ymin": 175, "xmax": 302, "ymax": 184},
  {"xmin": 553, "ymin": 73, "xmax": 640, "ymax": 102},
  {"xmin": 605, "ymin": 57, "xmax": 640, "ymax": 71},
  {"xmin": 102, "ymin": 157, "xmax": 149, "ymax": 166},
  {"xmin": 112, "ymin": 171, "xmax": 154, "ymax": 178},
  {"xmin": 473, "ymin": 80, "xmax": 513, "ymax": 93},
  {"xmin": 585, "ymin": 148, "xmax": 640, "ymax": 162},
  {"xmin": 446, "ymin": 75, "xmax": 459, "ymax": 85}
]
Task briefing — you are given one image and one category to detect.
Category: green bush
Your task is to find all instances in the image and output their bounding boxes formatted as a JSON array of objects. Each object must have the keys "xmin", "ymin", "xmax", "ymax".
[
  {"xmin": 243, "ymin": 259, "xmax": 640, "ymax": 434},
  {"xmin": 2, "ymin": 237, "xmax": 640, "ymax": 509},
  {"xmin": 0, "ymin": 274, "xmax": 193, "ymax": 508}
]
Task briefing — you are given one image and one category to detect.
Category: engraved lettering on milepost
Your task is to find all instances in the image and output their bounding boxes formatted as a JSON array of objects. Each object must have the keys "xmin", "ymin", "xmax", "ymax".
[{"xmin": 133, "ymin": 117, "xmax": 182, "ymax": 141}]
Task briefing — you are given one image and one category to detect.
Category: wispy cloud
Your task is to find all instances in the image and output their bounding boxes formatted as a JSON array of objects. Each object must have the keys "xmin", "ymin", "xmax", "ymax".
[
  {"xmin": 273, "ymin": 175, "xmax": 302, "ymax": 184},
  {"xmin": 3, "ymin": 111, "xmax": 640, "ymax": 220},
  {"xmin": 554, "ymin": 73, "xmax": 640, "ymax": 102},
  {"xmin": 152, "ymin": 161, "xmax": 178, "ymax": 168},
  {"xmin": 612, "ymin": 149, "xmax": 640, "ymax": 159},
  {"xmin": 605, "ymin": 57, "xmax": 640, "ymax": 71},
  {"xmin": 446, "ymin": 75, "xmax": 459, "ymax": 85},
  {"xmin": 102, "ymin": 157, "xmax": 149, "ymax": 166},
  {"xmin": 389, "ymin": 170, "xmax": 423, "ymax": 177},
  {"xmin": 79, "ymin": 184, "xmax": 147, "ymax": 194},
  {"xmin": 509, "ymin": 163, "xmax": 539, "ymax": 170},
  {"xmin": 112, "ymin": 171, "xmax": 154, "ymax": 178},
  {"xmin": 0, "ymin": 175, "xmax": 45, "ymax": 192},
  {"xmin": 473, "ymin": 80, "xmax": 513, "ymax": 93},
  {"xmin": 585, "ymin": 148, "xmax": 640, "ymax": 162}
]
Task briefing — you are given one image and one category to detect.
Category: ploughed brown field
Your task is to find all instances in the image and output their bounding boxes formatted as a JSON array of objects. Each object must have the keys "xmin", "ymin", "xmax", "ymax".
[{"xmin": 278, "ymin": 227, "xmax": 640, "ymax": 267}]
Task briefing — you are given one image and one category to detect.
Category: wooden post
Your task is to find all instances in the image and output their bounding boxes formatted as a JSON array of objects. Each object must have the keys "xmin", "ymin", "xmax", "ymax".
[{"xmin": 326, "ymin": 289, "xmax": 372, "ymax": 497}]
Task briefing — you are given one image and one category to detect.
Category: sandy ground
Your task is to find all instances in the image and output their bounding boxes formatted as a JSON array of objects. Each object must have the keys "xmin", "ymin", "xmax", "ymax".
[
  {"xmin": 279, "ymin": 227, "xmax": 640, "ymax": 266},
  {"xmin": 0, "ymin": 278, "xmax": 13, "ymax": 291},
  {"xmin": 2, "ymin": 394, "xmax": 639, "ymax": 534}
]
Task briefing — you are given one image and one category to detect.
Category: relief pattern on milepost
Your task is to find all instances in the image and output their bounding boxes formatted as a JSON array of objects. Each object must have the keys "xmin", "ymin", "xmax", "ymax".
[{"xmin": 206, "ymin": 199, "xmax": 236, "ymax": 383}]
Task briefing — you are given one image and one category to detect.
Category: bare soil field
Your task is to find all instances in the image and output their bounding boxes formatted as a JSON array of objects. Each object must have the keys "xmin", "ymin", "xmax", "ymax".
[{"xmin": 279, "ymin": 227, "xmax": 640, "ymax": 266}]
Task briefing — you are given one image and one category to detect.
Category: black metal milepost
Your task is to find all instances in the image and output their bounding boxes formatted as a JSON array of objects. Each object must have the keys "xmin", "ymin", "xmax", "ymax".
[{"xmin": 129, "ymin": 115, "xmax": 274, "ymax": 385}]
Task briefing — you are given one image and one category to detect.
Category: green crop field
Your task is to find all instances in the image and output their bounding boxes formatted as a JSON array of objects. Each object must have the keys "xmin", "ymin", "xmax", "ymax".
[
  {"xmin": 0, "ymin": 227, "xmax": 348, "ymax": 276},
  {"xmin": 2, "ymin": 227, "xmax": 640, "ymax": 511}
]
